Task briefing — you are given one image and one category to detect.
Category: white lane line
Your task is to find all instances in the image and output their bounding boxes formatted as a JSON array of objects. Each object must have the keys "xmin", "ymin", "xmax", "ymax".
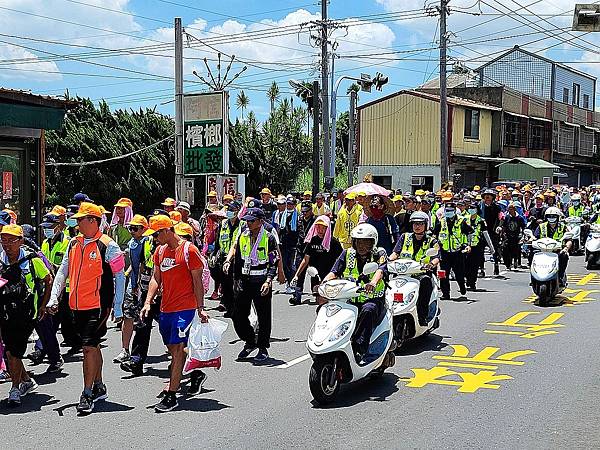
[{"xmin": 275, "ymin": 354, "xmax": 311, "ymax": 369}]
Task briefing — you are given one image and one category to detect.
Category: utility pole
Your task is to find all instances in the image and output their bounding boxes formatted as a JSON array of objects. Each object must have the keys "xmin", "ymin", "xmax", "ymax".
[
  {"xmin": 348, "ymin": 89, "xmax": 357, "ymax": 188},
  {"xmin": 174, "ymin": 17, "xmax": 184, "ymax": 200},
  {"xmin": 321, "ymin": 0, "xmax": 331, "ymax": 191},
  {"xmin": 312, "ymin": 81, "xmax": 321, "ymax": 197},
  {"xmin": 439, "ymin": 0, "xmax": 449, "ymax": 186}
]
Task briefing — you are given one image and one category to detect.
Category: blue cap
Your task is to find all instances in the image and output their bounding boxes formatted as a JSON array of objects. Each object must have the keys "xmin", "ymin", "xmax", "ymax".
[
  {"xmin": 40, "ymin": 213, "xmax": 60, "ymax": 228},
  {"xmin": 241, "ymin": 208, "xmax": 265, "ymax": 221},
  {"xmin": 73, "ymin": 192, "xmax": 92, "ymax": 203},
  {"xmin": 227, "ymin": 201, "xmax": 241, "ymax": 211}
]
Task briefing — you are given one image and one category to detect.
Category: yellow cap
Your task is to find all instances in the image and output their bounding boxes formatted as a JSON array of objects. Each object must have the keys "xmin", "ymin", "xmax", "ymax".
[
  {"xmin": 473, "ymin": 185, "xmax": 481, "ymax": 191},
  {"xmin": 357, "ymin": 191, "xmax": 367, "ymax": 197},
  {"xmin": 303, "ymin": 190, "xmax": 312, "ymax": 196},
  {"xmin": 98, "ymin": 205, "xmax": 110, "ymax": 215},
  {"xmin": 169, "ymin": 210, "xmax": 182, "ymax": 222},
  {"xmin": 114, "ymin": 197, "xmax": 133, "ymax": 208},
  {"xmin": 207, "ymin": 191, "xmax": 218, "ymax": 198},
  {"xmin": 174, "ymin": 221, "xmax": 194, "ymax": 237},
  {"xmin": 161, "ymin": 197, "xmax": 177, "ymax": 207},
  {"xmin": 0, "ymin": 224, "xmax": 23, "ymax": 237},
  {"xmin": 128, "ymin": 214, "xmax": 148, "ymax": 228},
  {"xmin": 345, "ymin": 192, "xmax": 357, "ymax": 200},
  {"xmin": 49, "ymin": 205, "xmax": 66, "ymax": 216},
  {"xmin": 223, "ymin": 194, "xmax": 234, "ymax": 201},
  {"xmin": 260, "ymin": 188, "xmax": 272, "ymax": 195},
  {"xmin": 392, "ymin": 194, "xmax": 403, "ymax": 202},
  {"xmin": 72, "ymin": 202, "xmax": 103, "ymax": 219}
]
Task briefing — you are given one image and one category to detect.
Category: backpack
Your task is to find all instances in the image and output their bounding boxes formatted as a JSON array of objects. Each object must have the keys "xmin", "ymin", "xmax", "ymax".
[
  {"xmin": 157, "ymin": 241, "xmax": 211, "ymax": 292},
  {"xmin": 0, "ymin": 253, "xmax": 42, "ymax": 322}
]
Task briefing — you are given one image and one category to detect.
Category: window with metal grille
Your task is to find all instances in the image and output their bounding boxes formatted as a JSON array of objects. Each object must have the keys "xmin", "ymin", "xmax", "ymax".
[
  {"xmin": 505, "ymin": 115, "xmax": 520, "ymax": 147},
  {"xmin": 558, "ymin": 124, "xmax": 575, "ymax": 154},
  {"xmin": 464, "ymin": 108, "xmax": 480, "ymax": 139},
  {"xmin": 529, "ymin": 122, "xmax": 545, "ymax": 149},
  {"xmin": 563, "ymin": 88, "xmax": 569, "ymax": 104},
  {"xmin": 584, "ymin": 94, "xmax": 590, "ymax": 109},
  {"xmin": 579, "ymin": 128, "xmax": 594, "ymax": 156},
  {"xmin": 573, "ymin": 83, "xmax": 581, "ymax": 106}
]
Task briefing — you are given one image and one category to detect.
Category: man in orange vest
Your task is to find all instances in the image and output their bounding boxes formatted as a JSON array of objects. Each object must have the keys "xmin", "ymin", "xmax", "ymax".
[{"xmin": 47, "ymin": 202, "xmax": 125, "ymax": 414}]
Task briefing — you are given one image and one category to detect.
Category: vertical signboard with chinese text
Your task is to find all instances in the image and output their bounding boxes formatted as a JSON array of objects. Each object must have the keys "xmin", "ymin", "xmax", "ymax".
[{"xmin": 183, "ymin": 91, "xmax": 229, "ymax": 175}]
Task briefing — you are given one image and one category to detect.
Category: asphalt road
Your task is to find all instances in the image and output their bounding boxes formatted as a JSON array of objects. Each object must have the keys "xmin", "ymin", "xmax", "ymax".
[{"xmin": 2, "ymin": 256, "xmax": 599, "ymax": 449}]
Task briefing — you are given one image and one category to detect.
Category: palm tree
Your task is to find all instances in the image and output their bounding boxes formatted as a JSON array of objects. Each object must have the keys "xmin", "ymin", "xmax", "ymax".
[
  {"xmin": 347, "ymin": 83, "xmax": 360, "ymax": 101},
  {"xmin": 267, "ymin": 81, "xmax": 280, "ymax": 114},
  {"xmin": 236, "ymin": 90, "xmax": 249, "ymax": 119}
]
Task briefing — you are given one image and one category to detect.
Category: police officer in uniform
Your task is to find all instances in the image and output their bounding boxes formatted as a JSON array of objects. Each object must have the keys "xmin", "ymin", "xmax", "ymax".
[
  {"xmin": 433, "ymin": 200, "xmax": 473, "ymax": 299},
  {"xmin": 323, "ymin": 224, "xmax": 388, "ymax": 362},
  {"xmin": 463, "ymin": 200, "xmax": 487, "ymax": 291},
  {"xmin": 534, "ymin": 207, "xmax": 572, "ymax": 287},
  {"xmin": 390, "ymin": 211, "xmax": 440, "ymax": 326},
  {"xmin": 224, "ymin": 208, "xmax": 279, "ymax": 363}
]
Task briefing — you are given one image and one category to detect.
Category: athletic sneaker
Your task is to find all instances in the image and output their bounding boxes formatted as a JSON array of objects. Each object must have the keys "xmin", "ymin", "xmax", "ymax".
[
  {"xmin": 155, "ymin": 391, "xmax": 178, "ymax": 413},
  {"xmin": 7, "ymin": 387, "xmax": 21, "ymax": 406},
  {"xmin": 113, "ymin": 349, "xmax": 130, "ymax": 363},
  {"xmin": 0, "ymin": 370, "xmax": 11, "ymax": 383},
  {"xmin": 27, "ymin": 349, "xmax": 44, "ymax": 365},
  {"xmin": 92, "ymin": 382, "xmax": 108, "ymax": 402},
  {"xmin": 237, "ymin": 346, "xmax": 257, "ymax": 360},
  {"xmin": 76, "ymin": 392, "xmax": 94, "ymax": 414},
  {"xmin": 284, "ymin": 283, "xmax": 295, "ymax": 294},
  {"xmin": 46, "ymin": 359, "xmax": 64, "ymax": 374},
  {"xmin": 19, "ymin": 379, "xmax": 38, "ymax": 397},
  {"xmin": 254, "ymin": 348, "xmax": 269, "ymax": 362},
  {"xmin": 188, "ymin": 371, "xmax": 207, "ymax": 396},
  {"xmin": 120, "ymin": 359, "xmax": 143, "ymax": 377}
]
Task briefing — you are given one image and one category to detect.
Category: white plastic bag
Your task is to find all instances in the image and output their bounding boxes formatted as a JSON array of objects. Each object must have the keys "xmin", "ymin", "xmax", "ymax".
[
  {"xmin": 183, "ymin": 316, "xmax": 228, "ymax": 374},
  {"xmin": 249, "ymin": 304, "xmax": 258, "ymax": 331}
]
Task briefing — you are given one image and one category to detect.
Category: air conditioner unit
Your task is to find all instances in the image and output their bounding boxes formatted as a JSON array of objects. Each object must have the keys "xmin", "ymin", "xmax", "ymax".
[{"xmin": 411, "ymin": 176, "xmax": 426, "ymax": 186}]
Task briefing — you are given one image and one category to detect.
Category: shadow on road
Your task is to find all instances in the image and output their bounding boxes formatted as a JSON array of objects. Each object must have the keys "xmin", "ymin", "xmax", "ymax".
[
  {"xmin": 35, "ymin": 370, "xmax": 69, "ymax": 386},
  {"xmin": 53, "ymin": 399, "xmax": 134, "ymax": 416},
  {"xmin": 0, "ymin": 393, "xmax": 60, "ymax": 414},
  {"xmin": 395, "ymin": 333, "xmax": 449, "ymax": 357},
  {"xmin": 178, "ymin": 397, "xmax": 231, "ymax": 413},
  {"xmin": 311, "ymin": 373, "xmax": 399, "ymax": 409}
]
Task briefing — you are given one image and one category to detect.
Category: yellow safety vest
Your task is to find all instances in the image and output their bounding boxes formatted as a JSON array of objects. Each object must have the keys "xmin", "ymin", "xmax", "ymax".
[
  {"xmin": 398, "ymin": 233, "xmax": 434, "ymax": 264},
  {"xmin": 341, "ymin": 248, "xmax": 385, "ymax": 303},
  {"xmin": 438, "ymin": 217, "xmax": 466, "ymax": 252}
]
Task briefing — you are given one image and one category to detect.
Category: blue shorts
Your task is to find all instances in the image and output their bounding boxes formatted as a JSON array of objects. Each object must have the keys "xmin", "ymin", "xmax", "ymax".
[{"xmin": 159, "ymin": 309, "xmax": 196, "ymax": 346}]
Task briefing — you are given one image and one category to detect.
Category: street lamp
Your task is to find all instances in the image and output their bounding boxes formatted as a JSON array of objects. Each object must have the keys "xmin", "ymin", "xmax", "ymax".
[{"xmin": 329, "ymin": 72, "xmax": 388, "ymax": 186}]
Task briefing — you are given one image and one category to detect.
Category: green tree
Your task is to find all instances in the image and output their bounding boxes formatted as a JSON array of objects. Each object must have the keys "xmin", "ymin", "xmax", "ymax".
[
  {"xmin": 266, "ymin": 81, "xmax": 280, "ymax": 114},
  {"xmin": 236, "ymin": 90, "xmax": 249, "ymax": 119},
  {"xmin": 44, "ymin": 97, "xmax": 175, "ymax": 214}
]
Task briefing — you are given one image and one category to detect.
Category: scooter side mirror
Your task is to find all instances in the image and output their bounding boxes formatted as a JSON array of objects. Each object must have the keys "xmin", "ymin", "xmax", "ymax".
[
  {"xmin": 362, "ymin": 262, "xmax": 379, "ymax": 275},
  {"xmin": 306, "ymin": 266, "xmax": 319, "ymax": 278},
  {"xmin": 425, "ymin": 247, "xmax": 438, "ymax": 257}
]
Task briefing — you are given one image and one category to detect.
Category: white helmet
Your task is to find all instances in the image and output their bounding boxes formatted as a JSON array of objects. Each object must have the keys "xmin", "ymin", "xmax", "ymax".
[
  {"xmin": 544, "ymin": 206, "xmax": 563, "ymax": 218},
  {"xmin": 571, "ymin": 194, "xmax": 581, "ymax": 201},
  {"xmin": 409, "ymin": 211, "xmax": 429, "ymax": 223},
  {"xmin": 350, "ymin": 223, "xmax": 378, "ymax": 243}
]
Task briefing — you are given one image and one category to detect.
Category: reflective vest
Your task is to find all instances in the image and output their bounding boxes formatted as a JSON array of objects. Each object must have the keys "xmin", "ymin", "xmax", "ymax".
[
  {"xmin": 438, "ymin": 217, "xmax": 466, "ymax": 252},
  {"xmin": 398, "ymin": 233, "xmax": 434, "ymax": 264},
  {"xmin": 41, "ymin": 233, "xmax": 70, "ymax": 266},
  {"xmin": 139, "ymin": 238, "xmax": 154, "ymax": 292},
  {"xmin": 568, "ymin": 205, "xmax": 584, "ymax": 217},
  {"xmin": 341, "ymin": 248, "xmax": 385, "ymax": 303},
  {"xmin": 218, "ymin": 220, "xmax": 235, "ymax": 254},
  {"xmin": 465, "ymin": 215, "xmax": 483, "ymax": 247},
  {"xmin": 67, "ymin": 232, "xmax": 115, "ymax": 311},
  {"xmin": 239, "ymin": 228, "xmax": 269, "ymax": 277},
  {"xmin": 539, "ymin": 222, "xmax": 566, "ymax": 240}
]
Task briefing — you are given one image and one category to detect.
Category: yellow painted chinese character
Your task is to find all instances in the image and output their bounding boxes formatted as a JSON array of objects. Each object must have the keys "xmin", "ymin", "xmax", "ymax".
[
  {"xmin": 432, "ymin": 344, "xmax": 535, "ymax": 368},
  {"xmin": 403, "ymin": 366, "xmax": 513, "ymax": 393},
  {"xmin": 486, "ymin": 311, "xmax": 564, "ymax": 338},
  {"xmin": 560, "ymin": 288, "xmax": 599, "ymax": 307}
]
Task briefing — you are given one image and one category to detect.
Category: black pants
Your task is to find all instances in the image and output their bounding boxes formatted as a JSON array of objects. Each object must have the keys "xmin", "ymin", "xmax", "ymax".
[
  {"xmin": 34, "ymin": 315, "xmax": 61, "ymax": 363},
  {"xmin": 281, "ymin": 243, "xmax": 296, "ymax": 282},
  {"xmin": 353, "ymin": 298, "xmax": 385, "ymax": 356},
  {"xmin": 558, "ymin": 251, "xmax": 569, "ymax": 283},
  {"xmin": 466, "ymin": 245, "xmax": 484, "ymax": 288},
  {"xmin": 440, "ymin": 250, "xmax": 466, "ymax": 297},
  {"xmin": 130, "ymin": 293, "xmax": 160, "ymax": 364},
  {"xmin": 221, "ymin": 270, "xmax": 235, "ymax": 312},
  {"xmin": 502, "ymin": 237, "xmax": 521, "ymax": 268},
  {"xmin": 416, "ymin": 274, "xmax": 434, "ymax": 324},
  {"xmin": 56, "ymin": 293, "xmax": 80, "ymax": 348},
  {"xmin": 233, "ymin": 280, "xmax": 272, "ymax": 349}
]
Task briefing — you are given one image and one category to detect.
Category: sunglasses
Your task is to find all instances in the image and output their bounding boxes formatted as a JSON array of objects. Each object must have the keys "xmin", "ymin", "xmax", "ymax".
[
  {"xmin": 128, "ymin": 225, "xmax": 142, "ymax": 232},
  {"xmin": 246, "ymin": 218, "xmax": 259, "ymax": 223}
]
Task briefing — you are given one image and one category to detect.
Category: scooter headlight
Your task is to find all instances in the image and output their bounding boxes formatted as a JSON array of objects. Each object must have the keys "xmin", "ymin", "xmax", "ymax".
[{"xmin": 328, "ymin": 321, "xmax": 352, "ymax": 342}]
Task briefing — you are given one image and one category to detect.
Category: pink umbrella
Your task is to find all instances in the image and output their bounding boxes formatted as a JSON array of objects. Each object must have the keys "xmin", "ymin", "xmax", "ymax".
[{"xmin": 344, "ymin": 182, "xmax": 391, "ymax": 197}]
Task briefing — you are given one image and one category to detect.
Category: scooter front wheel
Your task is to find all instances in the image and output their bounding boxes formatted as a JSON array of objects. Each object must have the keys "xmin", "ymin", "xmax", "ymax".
[
  {"xmin": 538, "ymin": 284, "xmax": 549, "ymax": 306},
  {"xmin": 309, "ymin": 358, "xmax": 340, "ymax": 405}
]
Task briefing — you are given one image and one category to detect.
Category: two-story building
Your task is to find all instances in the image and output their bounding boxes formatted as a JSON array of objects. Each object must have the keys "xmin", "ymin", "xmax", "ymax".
[{"xmin": 356, "ymin": 90, "xmax": 501, "ymax": 192}]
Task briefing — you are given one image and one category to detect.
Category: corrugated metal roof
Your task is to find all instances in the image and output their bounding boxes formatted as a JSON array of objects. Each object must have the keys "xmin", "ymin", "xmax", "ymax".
[
  {"xmin": 358, "ymin": 89, "xmax": 502, "ymax": 112},
  {"xmin": 496, "ymin": 157, "xmax": 559, "ymax": 169},
  {"xmin": 0, "ymin": 87, "xmax": 76, "ymax": 109}
]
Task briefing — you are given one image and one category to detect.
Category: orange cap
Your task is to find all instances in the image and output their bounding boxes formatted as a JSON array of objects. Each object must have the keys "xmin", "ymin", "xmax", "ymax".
[
  {"xmin": 143, "ymin": 215, "xmax": 176, "ymax": 236},
  {"xmin": 169, "ymin": 210, "xmax": 182, "ymax": 222},
  {"xmin": 114, "ymin": 197, "xmax": 133, "ymax": 208},
  {"xmin": 3, "ymin": 209, "xmax": 17, "ymax": 222},
  {"xmin": 161, "ymin": 197, "xmax": 177, "ymax": 207},
  {"xmin": 49, "ymin": 205, "xmax": 66, "ymax": 216},
  {"xmin": 174, "ymin": 222, "xmax": 194, "ymax": 237},
  {"xmin": 72, "ymin": 202, "xmax": 102, "ymax": 219}
]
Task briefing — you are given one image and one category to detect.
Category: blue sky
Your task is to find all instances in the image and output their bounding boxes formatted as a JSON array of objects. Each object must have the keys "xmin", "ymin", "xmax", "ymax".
[{"xmin": 0, "ymin": 0, "xmax": 596, "ymax": 122}]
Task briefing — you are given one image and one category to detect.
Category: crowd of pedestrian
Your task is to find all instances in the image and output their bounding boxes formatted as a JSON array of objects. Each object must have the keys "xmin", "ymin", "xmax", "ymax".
[{"xmin": 0, "ymin": 181, "xmax": 598, "ymax": 413}]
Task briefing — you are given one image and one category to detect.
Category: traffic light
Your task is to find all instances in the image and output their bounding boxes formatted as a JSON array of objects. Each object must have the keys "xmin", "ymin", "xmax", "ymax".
[{"xmin": 373, "ymin": 72, "xmax": 389, "ymax": 91}]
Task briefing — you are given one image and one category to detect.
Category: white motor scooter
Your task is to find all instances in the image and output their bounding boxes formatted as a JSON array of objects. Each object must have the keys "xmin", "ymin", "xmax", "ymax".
[
  {"xmin": 530, "ymin": 233, "xmax": 572, "ymax": 306},
  {"xmin": 564, "ymin": 216, "xmax": 583, "ymax": 255},
  {"xmin": 387, "ymin": 248, "xmax": 441, "ymax": 350},
  {"xmin": 585, "ymin": 224, "xmax": 600, "ymax": 270},
  {"xmin": 306, "ymin": 263, "xmax": 395, "ymax": 405}
]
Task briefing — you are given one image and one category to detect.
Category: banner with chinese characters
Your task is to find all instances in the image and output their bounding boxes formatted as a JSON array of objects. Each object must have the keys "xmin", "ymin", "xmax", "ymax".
[{"xmin": 183, "ymin": 91, "xmax": 229, "ymax": 175}]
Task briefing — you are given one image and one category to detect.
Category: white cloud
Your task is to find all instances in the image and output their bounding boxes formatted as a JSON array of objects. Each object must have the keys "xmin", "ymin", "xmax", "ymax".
[{"xmin": 0, "ymin": 44, "xmax": 61, "ymax": 81}]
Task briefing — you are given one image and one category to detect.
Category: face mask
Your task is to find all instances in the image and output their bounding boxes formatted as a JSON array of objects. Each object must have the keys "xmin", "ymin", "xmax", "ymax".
[
  {"xmin": 226, "ymin": 211, "xmax": 235, "ymax": 219},
  {"xmin": 468, "ymin": 208, "xmax": 477, "ymax": 215},
  {"xmin": 547, "ymin": 216, "xmax": 558, "ymax": 224},
  {"xmin": 66, "ymin": 218, "xmax": 77, "ymax": 228},
  {"xmin": 371, "ymin": 208, "xmax": 385, "ymax": 219},
  {"xmin": 445, "ymin": 209, "xmax": 456, "ymax": 219},
  {"xmin": 43, "ymin": 228, "xmax": 55, "ymax": 239}
]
